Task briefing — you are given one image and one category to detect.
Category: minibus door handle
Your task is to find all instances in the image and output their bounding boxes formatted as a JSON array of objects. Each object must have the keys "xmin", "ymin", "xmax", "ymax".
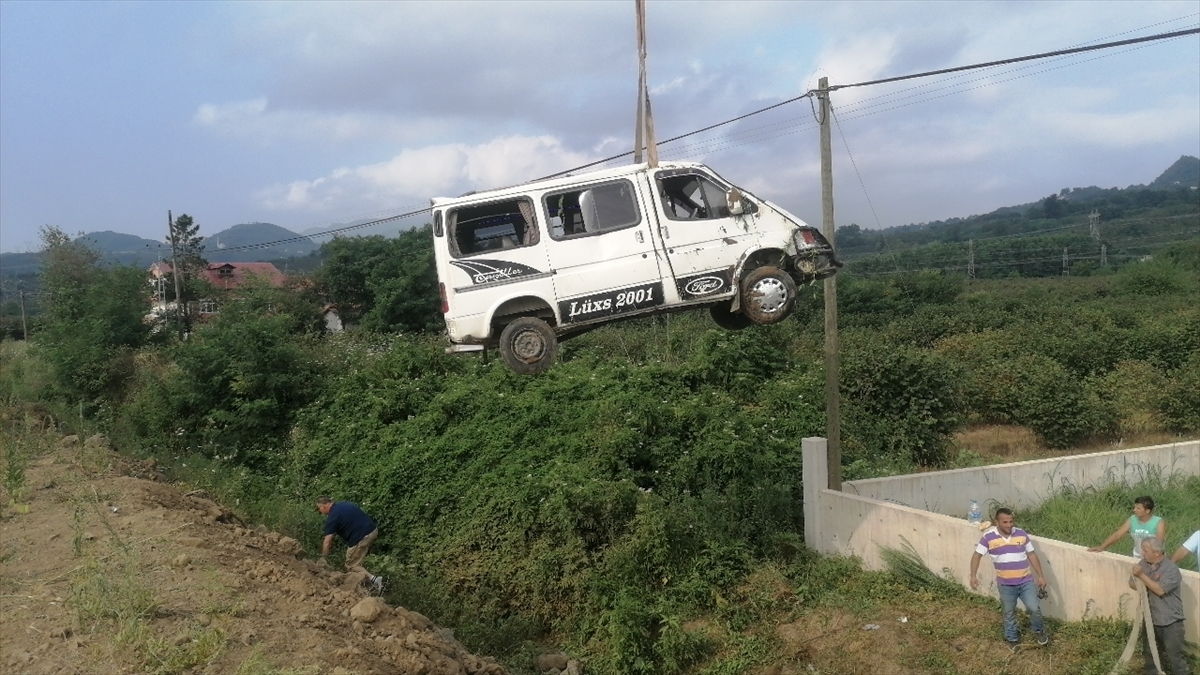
[
  {"xmin": 659, "ymin": 226, "xmax": 669, "ymax": 240},
  {"xmin": 635, "ymin": 230, "xmax": 644, "ymax": 244}
]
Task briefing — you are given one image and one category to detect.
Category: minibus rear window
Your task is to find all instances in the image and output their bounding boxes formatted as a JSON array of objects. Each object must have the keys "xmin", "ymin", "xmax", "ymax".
[{"xmin": 448, "ymin": 198, "xmax": 538, "ymax": 257}]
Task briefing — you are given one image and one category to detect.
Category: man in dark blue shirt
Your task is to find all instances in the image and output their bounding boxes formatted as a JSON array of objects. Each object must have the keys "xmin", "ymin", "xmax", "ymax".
[{"xmin": 317, "ymin": 496, "xmax": 383, "ymax": 594}]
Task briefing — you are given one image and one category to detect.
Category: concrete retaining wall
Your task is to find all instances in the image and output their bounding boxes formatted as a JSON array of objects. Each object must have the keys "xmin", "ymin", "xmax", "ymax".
[
  {"xmin": 841, "ymin": 440, "xmax": 1199, "ymax": 517},
  {"xmin": 802, "ymin": 438, "xmax": 1200, "ymax": 644}
]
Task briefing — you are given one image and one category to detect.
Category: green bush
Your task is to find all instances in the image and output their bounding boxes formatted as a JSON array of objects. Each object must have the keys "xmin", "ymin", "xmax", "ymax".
[
  {"xmin": 841, "ymin": 347, "xmax": 963, "ymax": 466},
  {"xmin": 35, "ymin": 227, "xmax": 153, "ymax": 403},
  {"xmin": 1008, "ymin": 354, "xmax": 1115, "ymax": 448},
  {"xmin": 1115, "ymin": 258, "xmax": 1193, "ymax": 296},
  {"xmin": 1087, "ymin": 361, "xmax": 1167, "ymax": 435},
  {"xmin": 1160, "ymin": 353, "xmax": 1200, "ymax": 433}
]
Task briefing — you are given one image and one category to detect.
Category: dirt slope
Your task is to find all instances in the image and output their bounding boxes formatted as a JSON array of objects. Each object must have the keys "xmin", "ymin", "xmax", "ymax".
[{"xmin": 0, "ymin": 434, "xmax": 506, "ymax": 675}]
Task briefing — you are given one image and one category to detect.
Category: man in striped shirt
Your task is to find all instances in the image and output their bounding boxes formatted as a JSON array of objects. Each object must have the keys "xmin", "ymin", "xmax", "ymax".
[{"xmin": 969, "ymin": 507, "xmax": 1050, "ymax": 650}]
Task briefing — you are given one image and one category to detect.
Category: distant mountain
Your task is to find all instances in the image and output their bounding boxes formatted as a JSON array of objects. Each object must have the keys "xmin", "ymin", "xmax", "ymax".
[
  {"xmin": 76, "ymin": 231, "xmax": 171, "ymax": 265},
  {"xmin": 1148, "ymin": 155, "xmax": 1200, "ymax": 191},
  {"xmin": 300, "ymin": 216, "xmax": 412, "ymax": 239},
  {"xmin": 0, "ymin": 231, "xmax": 169, "ymax": 277},
  {"xmin": 0, "ymin": 252, "xmax": 40, "ymax": 278},
  {"xmin": 205, "ymin": 222, "xmax": 318, "ymax": 262}
]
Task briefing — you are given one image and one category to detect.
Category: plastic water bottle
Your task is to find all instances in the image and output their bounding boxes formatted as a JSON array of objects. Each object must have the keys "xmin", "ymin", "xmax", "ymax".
[{"xmin": 968, "ymin": 499, "xmax": 982, "ymax": 526}]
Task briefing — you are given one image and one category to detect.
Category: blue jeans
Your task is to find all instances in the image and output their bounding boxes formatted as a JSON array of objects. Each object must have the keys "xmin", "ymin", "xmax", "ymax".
[{"xmin": 997, "ymin": 580, "xmax": 1044, "ymax": 642}]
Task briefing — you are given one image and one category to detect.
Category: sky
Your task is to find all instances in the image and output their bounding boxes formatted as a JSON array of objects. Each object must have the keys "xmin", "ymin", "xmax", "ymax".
[{"xmin": 1, "ymin": 1, "xmax": 1198, "ymax": 253}]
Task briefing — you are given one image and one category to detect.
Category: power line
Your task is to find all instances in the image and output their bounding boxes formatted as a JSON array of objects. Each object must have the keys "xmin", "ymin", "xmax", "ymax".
[
  {"xmin": 209, "ymin": 206, "xmax": 435, "ymax": 254},
  {"xmin": 206, "ymin": 24, "xmax": 1200, "ymax": 256},
  {"xmin": 843, "ymin": 227, "xmax": 1198, "ymax": 271},
  {"xmin": 829, "ymin": 27, "xmax": 1199, "ymax": 92}
]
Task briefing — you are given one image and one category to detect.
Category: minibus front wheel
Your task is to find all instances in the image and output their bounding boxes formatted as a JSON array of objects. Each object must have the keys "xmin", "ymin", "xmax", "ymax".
[
  {"xmin": 498, "ymin": 317, "xmax": 559, "ymax": 375},
  {"xmin": 740, "ymin": 266, "xmax": 797, "ymax": 324}
]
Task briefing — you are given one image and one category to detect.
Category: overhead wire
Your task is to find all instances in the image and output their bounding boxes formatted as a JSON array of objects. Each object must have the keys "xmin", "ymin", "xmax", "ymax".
[
  {"xmin": 847, "ymin": 230, "xmax": 1198, "ymax": 275},
  {"xmin": 830, "ymin": 27, "xmax": 1199, "ymax": 92},
  {"xmin": 209, "ymin": 24, "xmax": 1199, "ymax": 256}
]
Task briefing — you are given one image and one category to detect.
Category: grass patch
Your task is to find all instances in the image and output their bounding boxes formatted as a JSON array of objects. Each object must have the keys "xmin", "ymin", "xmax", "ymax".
[
  {"xmin": 234, "ymin": 650, "xmax": 321, "ymax": 675},
  {"xmin": 65, "ymin": 500, "xmax": 227, "ymax": 675},
  {"xmin": 1020, "ymin": 472, "xmax": 1200, "ymax": 559}
]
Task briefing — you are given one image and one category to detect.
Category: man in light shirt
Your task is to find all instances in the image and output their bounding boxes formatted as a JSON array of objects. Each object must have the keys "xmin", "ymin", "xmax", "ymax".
[{"xmin": 1169, "ymin": 529, "xmax": 1199, "ymax": 572}]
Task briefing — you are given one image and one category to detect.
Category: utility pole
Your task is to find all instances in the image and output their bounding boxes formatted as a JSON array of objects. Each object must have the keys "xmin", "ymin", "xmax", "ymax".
[
  {"xmin": 968, "ymin": 239, "xmax": 975, "ymax": 280},
  {"xmin": 19, "ymin": 288, "xmax": 28, "ymax": 340},
  {"xmin": 817, "ymin": 77, "xmax": 841, "ymax": 490},
  {"xmin": 1100, "ymin": 244, "xmax": 1107, "ymax": 267},
  {"xmin": 1088, "ymin": 210, "xmax": 1100, "ymax": 241},
  {"xmin": 1062, "ymin": 247, "xmax": 1069, "ymax": 276},
  {"xmin": 168, "ymin": 210, "xmax": 184, "ymax": 340},
  {"xmin": 632, "ymin": 0, "xmax": 658, "ymax": 167}
]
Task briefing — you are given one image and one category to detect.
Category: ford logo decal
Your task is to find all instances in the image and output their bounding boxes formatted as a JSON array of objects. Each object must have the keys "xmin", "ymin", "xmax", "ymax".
[{"xmin": 684, "ymin": 276, "xmax": 724, "ymax": 296}]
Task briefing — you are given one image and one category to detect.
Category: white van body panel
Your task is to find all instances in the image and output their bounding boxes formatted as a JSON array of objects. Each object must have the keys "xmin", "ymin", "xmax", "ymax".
[{"xmin": 431, "ymin": 161, "xmax": 839, "ymax": 349}]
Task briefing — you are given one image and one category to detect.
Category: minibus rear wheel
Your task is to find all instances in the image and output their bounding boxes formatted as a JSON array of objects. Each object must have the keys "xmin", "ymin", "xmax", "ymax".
[
  {"xmin": 709, "ymin": 303, "xmax": 752, "ymax": 331},
  {"xmin": 498, "ymin": 317, "xmax": 559, "ymax": 375}
]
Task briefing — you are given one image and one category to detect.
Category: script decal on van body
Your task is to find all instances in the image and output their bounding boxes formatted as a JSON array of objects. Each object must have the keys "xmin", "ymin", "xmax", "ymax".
[
  {"xmin": 676, "ymin": 267, "xmax": 734, "ymax": 300},
  {"xmin": 559, "ymin": 282, "xmax": 664, "ymax": 324},
  {"xmin": 449, "ymin": 259, "xmax": 543, "ymax": 285}
]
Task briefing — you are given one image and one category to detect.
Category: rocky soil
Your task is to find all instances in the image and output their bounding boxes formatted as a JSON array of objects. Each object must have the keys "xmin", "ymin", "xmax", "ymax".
[{"xmin": 0, "ymin": 433, "xmax": 511, "ymax": 675}]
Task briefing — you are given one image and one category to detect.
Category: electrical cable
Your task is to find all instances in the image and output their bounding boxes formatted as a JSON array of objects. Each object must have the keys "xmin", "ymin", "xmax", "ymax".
[
  {"xmin": 206, "ymin": 24, "xmax": 1200, "ymax": 256},
  {"xmin": 829, "ymin": 27, "xmax": 1199, "ymax": 92}
]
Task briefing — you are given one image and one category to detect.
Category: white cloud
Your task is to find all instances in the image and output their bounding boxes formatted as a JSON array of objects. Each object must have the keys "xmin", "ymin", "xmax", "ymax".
[
  {"xmin": 192, "ymin": 98, "xmax": 452, "ymax": 145},
  {"xmin": 257, "ymin": 134, "xmax": 592, "ymax": 213},
  {"xmin": 1035, "ymin": 100, "xmax": 1200, "ymax": 148}
]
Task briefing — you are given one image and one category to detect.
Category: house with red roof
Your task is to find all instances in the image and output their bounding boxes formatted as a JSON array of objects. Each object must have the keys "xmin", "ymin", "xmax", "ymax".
[{"xmin": 148, "ymin": 261, "xmax": 287, "ymax": 318}]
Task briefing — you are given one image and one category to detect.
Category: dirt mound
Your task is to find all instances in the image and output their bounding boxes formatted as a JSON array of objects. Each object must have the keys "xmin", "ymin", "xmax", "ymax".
[{"xmin": 0, "ymin": 436, "xmax": 507, "ymax": 675}]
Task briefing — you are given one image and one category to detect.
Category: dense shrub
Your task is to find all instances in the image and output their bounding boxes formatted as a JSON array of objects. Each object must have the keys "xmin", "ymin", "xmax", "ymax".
[
  {"xmin": 124, "ymin": 285, "xmax": 323, "ymax": 469},
  {"xmin": 1087, "ymin": 361, "xmax": 1168, "ymax": 436},
  {"xmin": 316, "ymin": 227, "xmax": 441, "ymax": 333},
  {"xmin": 1115, "ymin": 258, "xmax": 1194, "ymax": 296},
  {"xmin": 1160, "ymin": 353, "xmax": 1200, "ymax": 433},
  {"xmin": 34, "ymin": 228, "xmax": 152, "ymax": 403},
  {"xmin": 841, "ymin": 347, "xmax": 963, "ymax": 467},
  {"xmin": 1010, "ymin": 355, "xmax": 1116, "ymax": 448}
]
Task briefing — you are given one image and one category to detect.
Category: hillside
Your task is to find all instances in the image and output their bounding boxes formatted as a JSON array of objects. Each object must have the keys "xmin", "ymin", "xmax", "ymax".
[
  {"xmin": 206, "ymin": 222, "xmax": 318, "ymax": 262},
  {"xmin": 3, "ymin": 156, "xmax": 1195, "ymax": 281},
  {"xmin": 836, "ymin": 156, "xmax": 1199, "ymax": 276},
  {"xmin": 1, "ymin": 224, "xmax": 317, "ymax": 277},
  {"xmin": 0, "ymin": 430, "xmax": 508, "ymax": 675},
  {"xmin": 1150, "ymin": 155, "xmax": 1200, "ymax": 190}
]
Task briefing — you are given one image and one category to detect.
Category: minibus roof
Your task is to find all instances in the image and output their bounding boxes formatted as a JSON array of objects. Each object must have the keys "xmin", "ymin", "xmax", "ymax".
[{"xmin": 430, "ymin": 161, "xmax": 707, "ymax": 209}]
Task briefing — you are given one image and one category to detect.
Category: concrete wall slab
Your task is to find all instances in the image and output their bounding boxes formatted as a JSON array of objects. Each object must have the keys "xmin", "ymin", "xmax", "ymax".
[{"xmin": 842, "ymin": 441, "xmax": 1199, "ymax": 516}]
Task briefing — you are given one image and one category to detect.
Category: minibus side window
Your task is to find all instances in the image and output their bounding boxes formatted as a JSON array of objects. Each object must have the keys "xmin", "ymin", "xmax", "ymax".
[
  {"xmin": 544, "ymin": 180, "xmax": 641, "ymax": 240},
  {"xmin": 448, "ymin": 198, "xmax": 539, "ymax": 257}
]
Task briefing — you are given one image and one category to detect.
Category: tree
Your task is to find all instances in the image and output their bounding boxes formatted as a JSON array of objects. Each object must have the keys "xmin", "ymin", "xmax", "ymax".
[
  {"xmin": 36, "ymin": 226, "xmax": 151, "ymax": 402},
  {"xmin": 162, "ymin": 282, "xmax": 321, "ymax": 468},
  {"xmin": 166, "ymin": 213, "xmax": 207, "ymax": 333},
  {"xmin": 1041, "ymin": 194, "xmax": 1064, "ymax": 219},
  {"xmin": 316, "ymin": 226, "xmax": 441, "ymax": 333}
]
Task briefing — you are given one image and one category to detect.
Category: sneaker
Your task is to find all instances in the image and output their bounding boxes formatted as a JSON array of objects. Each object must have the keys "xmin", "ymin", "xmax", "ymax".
[
  {"xmin": 370, "ymin": 575, "xmax": 385, "ymax": 595},
  {"xmin": 1036, "ymin": 633, "xmax": 1049, "ymax": 646},
  {"xmin": 1006, "ymin": 641, "xmax": 1021, "ymax": 653}
]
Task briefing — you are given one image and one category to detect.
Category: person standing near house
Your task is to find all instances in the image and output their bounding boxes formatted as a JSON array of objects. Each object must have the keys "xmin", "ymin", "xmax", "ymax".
[
  {"xmin": 1089, "ymin": 496, "xmax": 1166, "ymax": 558},
  {"xmin": 317, "ymin": 496, "xmax": 384, "ymax": 594},
  {"xmin": 1171, "ymin": 529, "xmax": 1199, "ymax": 571},
  {"xmin": 1131, "ymin": 538, "xmax": 1191, "ymax": 675},
  {"xmin": 969, "ymin": 507, "xmax": 1050, "ymax": 650}
]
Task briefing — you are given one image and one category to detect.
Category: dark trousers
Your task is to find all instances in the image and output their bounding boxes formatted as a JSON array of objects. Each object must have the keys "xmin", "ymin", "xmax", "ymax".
[{"xmin": 1144, "ymin": 620, "xmax": 1190, "ymax": 675}]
